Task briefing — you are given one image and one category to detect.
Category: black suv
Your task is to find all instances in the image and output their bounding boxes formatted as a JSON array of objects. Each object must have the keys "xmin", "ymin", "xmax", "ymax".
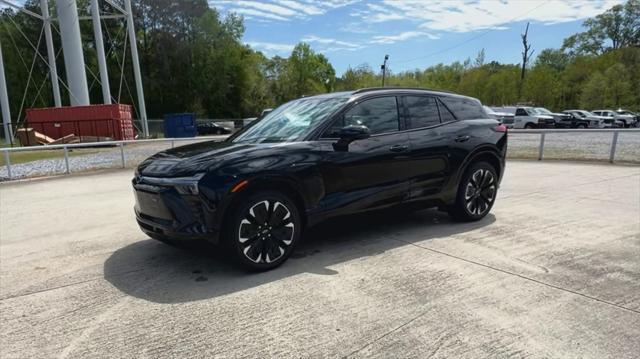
[{"xmin": 133, "ymin": 88, "xmax": 507, "ymax": 270}]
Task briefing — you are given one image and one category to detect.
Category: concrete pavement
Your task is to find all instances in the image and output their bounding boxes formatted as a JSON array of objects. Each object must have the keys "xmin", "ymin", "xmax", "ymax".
[{"xmin": 0, "ymin": 161, "xmax": 639, "ymax": 358}]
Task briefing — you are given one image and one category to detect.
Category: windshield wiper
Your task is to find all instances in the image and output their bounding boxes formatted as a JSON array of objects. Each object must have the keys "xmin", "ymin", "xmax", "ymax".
[{"xmin": 235, "ymin": 136, "xmax": 286, "ymax": 144}]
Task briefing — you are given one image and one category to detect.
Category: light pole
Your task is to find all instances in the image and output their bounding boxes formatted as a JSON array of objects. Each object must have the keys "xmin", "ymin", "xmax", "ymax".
[{"xmin": 381, "ymin": 54, "xmax": 389, "ymax": 87}]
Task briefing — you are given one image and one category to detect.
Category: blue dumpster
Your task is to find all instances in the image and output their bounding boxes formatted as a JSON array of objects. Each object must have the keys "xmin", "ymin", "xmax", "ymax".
[{"xmin": 163, "ymin": 113, "xmax": 197, "ymax": 138}]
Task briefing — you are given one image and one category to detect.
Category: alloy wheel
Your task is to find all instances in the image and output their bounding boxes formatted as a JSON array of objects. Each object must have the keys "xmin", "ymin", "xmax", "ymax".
[
  {"xmin": 238, "ymin": 200, "xmax": 295, "ymax": 263},
  {"xmin": 464, "ymin": 169, "xmax": 496, "ymax": 216}
]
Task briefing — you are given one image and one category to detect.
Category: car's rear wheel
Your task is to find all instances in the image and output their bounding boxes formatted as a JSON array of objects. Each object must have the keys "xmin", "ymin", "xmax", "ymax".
[
  {"xmin": 449, "ymin": 162, "xmax": 498, "ymax": 222},
  {"xmin": 224, "ymin": 191, "xmax": 302, "ymax": 271}
]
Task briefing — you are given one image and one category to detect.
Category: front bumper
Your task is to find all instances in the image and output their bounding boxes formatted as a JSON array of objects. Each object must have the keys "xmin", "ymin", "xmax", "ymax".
[{"xmin": 132, "ymin": 175, "xmax": 220, "ymax": 243}]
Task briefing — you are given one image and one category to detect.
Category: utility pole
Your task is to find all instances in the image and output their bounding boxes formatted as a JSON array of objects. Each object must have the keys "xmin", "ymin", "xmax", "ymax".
[
  {"xmin": 124, "ymin": 0, "xmax": 149, "ymax": 137},
  {"xmin": 381, "ymin": 54, "xmax": 389, "ymax": 87},
  {"xmin": 519, "ymin": 22, "xmax": 534, "ymax": 99},
  {"xmin": 91, "ymin": 0, "xmax": 111, "ymax": 104},
  {"xmin": 55, "ymin": 0, "xmax": 90, "ymax": 105},
  {"xmin": 0, "ymin": 38, "xmax": 14, "ymax": 142},
  {"xmin": 40, "ymin": 0, "xmax": 61, "ymax": 107}
]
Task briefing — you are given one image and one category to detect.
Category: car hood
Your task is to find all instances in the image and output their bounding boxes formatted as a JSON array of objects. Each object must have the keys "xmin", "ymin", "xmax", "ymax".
[
  {"xmin": 138, "ymin": 140, "xmax": 262, "ymax": 177},
  {"xmin": 537, "ymin": 115, "xmax": 555, "ymax": 119}
]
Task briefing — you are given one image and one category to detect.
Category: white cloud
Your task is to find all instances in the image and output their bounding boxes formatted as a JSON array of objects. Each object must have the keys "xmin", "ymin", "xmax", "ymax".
[
  {"xmin": 357, "ymin": 0, "xmax": 624, "ymax": 32},
  {"xmin": 246, "ymin": 41, "xmax": 295, "ymax": 54},
  {"xmin": 301, "ymin": 35, "xmax": 365, "ymax": 53},
  {"xmin": 211, "ymin": 0, "xmax": 358, "ymax": 22},
  {"xmin": 371, "ymin": 31, "xmax": 440, "ymax": 44},
  {"xmin": 274, "ymin": 0, "xmax": 323, "ymax": 15},
  {"xmin": 229, "ymin": 7, "xmax": 290, "ymax": 21},
  {"xmin": 302, "ymin": 35, "xmax": 362, "ymax": 49}
]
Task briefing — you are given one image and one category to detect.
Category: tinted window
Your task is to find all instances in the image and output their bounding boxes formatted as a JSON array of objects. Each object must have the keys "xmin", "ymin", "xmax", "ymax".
[
  {"xmin": 440, "ymin": 97, "xmax": 486, "ymax": 120},
  {"xmin": 405, "ymin": 96, "xmax": 440, "ymax": 129},
  {"xmin": 343, "ymin": 96, "xmax": 399, "ymax": 135},
  {"xmin": 515, "ymin": 108, "xmax": 528, "ymax": 116},
  {"xmin": 438, "ymin": 99, "xmax": 456, "ymax": 122}
]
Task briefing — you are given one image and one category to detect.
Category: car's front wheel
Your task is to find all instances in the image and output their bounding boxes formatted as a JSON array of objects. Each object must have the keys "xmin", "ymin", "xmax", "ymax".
[
  {"xmin": 449, "ymin": 162, "xmax": 498, "ymax": 222},
  {"xmin": 225, "ymin": 191, "xmax": 302, "ymax": 271}
]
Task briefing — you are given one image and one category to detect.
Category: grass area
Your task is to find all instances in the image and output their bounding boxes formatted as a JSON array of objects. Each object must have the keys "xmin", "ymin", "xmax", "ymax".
[{"xmin": 0, "ymin": 148, "xmax": 102, "ymax": 166}]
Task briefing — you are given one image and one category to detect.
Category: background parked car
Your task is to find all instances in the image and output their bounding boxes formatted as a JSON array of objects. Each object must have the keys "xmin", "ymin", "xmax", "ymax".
[
  {"xmin": 534, "ymin": 107, "xmax": 572, "ymax": 127},
  {"xmin": 500, "ymin": 106, "xmax": 554, "ymax": 129},
  {"xmin": 592, "ymin": 110, "xmax": 634, "ymax": 128},
  {"xmin": 616, "ymin": 109, "xmax": 640, "ymax": 126},
  {"xmin": 562, "ymin": 110, "xmax": 606, "ymax": 128},
  {"xmin": 197, "ymin": 121, "xmax": 233, "ymax": 135},
  {"xmin": 484, "ymin": 106, "xmax": 514, "ymax": 125}
]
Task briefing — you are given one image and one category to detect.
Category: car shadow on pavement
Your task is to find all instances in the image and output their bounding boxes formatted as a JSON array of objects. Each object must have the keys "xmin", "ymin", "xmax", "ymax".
[{"xmin": 103, "ymin": 207, "xmax": 495, "ymax": 303}]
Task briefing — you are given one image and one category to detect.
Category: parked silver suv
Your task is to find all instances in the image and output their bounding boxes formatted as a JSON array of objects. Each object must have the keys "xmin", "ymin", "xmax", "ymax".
[{"xmin": 591, "ymin": 110, "xmax": 635, "ymax": 128}]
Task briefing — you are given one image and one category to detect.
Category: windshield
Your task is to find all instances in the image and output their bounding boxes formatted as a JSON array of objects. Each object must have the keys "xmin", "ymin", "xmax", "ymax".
[
  {"xmin": 535, "ymin": 108, "xmax": 552, "ymax": 114},
  {"xmin": 232, "ymin": 97, "xmax": 348, "ymax": 143}
]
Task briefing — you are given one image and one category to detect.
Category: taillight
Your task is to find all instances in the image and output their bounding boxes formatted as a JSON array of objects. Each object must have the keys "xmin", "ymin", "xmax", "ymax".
[{"xmin": 493, "ymin": 124, "xmax": 508, "ymax": 133}]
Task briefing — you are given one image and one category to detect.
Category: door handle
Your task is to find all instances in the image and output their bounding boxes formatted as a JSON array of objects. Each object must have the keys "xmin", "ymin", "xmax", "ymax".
[
  {"xmin": 454, "ymin": 135, "xmax": 470, "ymax": 142},
  {"xmin": 389, "ymin": 144, "xmax": 409, "ymax": 152}
]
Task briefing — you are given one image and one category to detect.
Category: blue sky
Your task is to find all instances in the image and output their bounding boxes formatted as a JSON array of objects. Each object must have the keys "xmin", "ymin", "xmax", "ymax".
[{"xmin": 210, "ymin": 0, "xmax": 623, "ymax": 74}]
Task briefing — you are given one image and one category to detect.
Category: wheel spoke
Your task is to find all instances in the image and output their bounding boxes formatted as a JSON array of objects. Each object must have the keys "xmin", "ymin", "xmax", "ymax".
[
  {"xmin": 250, "ymin": 200, "xmax": 270, "ymax": 224},
  {"xmin": 481, "ymin": 170, "xmax": 491, "ymax": 187},
  {"xmin": 269, "ymin": 202, "xmax": 291, "ymax": 227}
]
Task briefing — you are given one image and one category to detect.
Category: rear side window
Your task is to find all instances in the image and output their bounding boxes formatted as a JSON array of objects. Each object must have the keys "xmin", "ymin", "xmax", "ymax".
[
  {"xmin": 437, "ymin": 100, "xmax": 456, "ymax": 123},
  {"xmin": 440, "ymin": 97, "xmax": 486, "ymax": 120},
  {"xmin": 404, "ymin": 96, "xmax": 440, "ymax": 129}
]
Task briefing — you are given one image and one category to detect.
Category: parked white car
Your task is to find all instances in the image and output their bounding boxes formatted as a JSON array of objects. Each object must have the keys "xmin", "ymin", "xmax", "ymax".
[
  {"xmin": 484, "ymin": 106, "xmax": 515, "ymax": 124},
  {"xmin": 615, "ymin": 109, "xmax": 640, "ymax": 127},
  {"xmin": 534, "ymin": 107, "xmax": 572, "ymax": 126},
  {"xmin": 499, "ymin": 107, "xmax": 554, "ymax": 129},
  {"xmin": 591, "ymin": 110, "xmax": 635, "ymax": 128},
  {"xmin": 562, "ymin": 110, "xmax": 607, "ymax": 128}
]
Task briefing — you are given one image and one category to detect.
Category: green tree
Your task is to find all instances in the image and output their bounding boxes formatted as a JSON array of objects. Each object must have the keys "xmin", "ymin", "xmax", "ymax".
[
  {"xmin": 535, "ymin": 48, "xmax": 570, "ymax": 71},
  {"xmin": 563, "ymin": 0, "xmax": 640, "ymax": 55},
  {"xmin": 282, "ymin": 43, "xmax": 335, "ymax": 100},
  {"xmin": 580, "ymin": 71, "xmax": 607, "ymax": 108},
  {"xmin": 603, "ymin": 63, "xmax": 634, "ymax": 108}
]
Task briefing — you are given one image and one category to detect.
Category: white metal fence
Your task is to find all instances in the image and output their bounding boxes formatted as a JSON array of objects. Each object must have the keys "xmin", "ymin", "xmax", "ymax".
[
  {"xmin": 1, "ymin": 129, "xmax": 638, "ymax": 181},
  {"xmin": 509, "ymin": 128, "xmax": 639, "ymax": 162}
]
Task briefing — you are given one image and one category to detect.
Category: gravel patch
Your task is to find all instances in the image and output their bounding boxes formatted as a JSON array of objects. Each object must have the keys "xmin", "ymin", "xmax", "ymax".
[{"xmin": 1, "ymin": 132, "xmax": 638, "ymax": 181}]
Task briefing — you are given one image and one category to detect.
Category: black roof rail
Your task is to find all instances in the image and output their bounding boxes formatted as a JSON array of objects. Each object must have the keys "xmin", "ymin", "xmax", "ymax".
[{"xmin": 352, "ymin": 87, "xmax": 456, "ymax": 95}]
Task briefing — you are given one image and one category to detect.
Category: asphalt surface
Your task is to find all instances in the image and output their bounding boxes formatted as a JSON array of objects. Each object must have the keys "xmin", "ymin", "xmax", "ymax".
[{"xmin": 0, "ymin": 161, "xmax": 639, "ymax": 358}]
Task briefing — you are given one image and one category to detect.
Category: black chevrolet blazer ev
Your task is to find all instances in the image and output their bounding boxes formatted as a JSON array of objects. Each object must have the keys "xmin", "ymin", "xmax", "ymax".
[{"xmin": 133, "ymin": 88, "xmax": 507, "ymax": 270}]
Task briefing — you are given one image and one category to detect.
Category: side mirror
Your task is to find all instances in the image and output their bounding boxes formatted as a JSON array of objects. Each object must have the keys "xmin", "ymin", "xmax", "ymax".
[
  {"xmin": 259, "ymin": 108, "xmax": 273, "ymax": 118},
  {"xmin": 333, "ymin": 125, "xmax": 370, "ymax": 151},
  {"xmin": 339, "ymin": 125, "xmax": 370, "ymax": 141}
]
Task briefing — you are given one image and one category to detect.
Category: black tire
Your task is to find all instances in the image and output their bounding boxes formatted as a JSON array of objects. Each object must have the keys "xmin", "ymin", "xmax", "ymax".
[
  {"xmin": 577, "ymin": 124, "xmax": 587, "ymax": 129},
  {"xmin": 524, "ymin": 123, "xmax": 535, "ymax": 129},
  {"xmin": 224, "ymin": 191, "xmax": 302, "ymax": 271},
  {"xmin": 448, "ymin": 162, "xmax": 498, "ymax": 222}
]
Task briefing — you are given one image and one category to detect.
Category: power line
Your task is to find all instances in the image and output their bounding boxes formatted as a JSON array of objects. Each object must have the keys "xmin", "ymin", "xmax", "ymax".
[{"xmin": 394, "ymin": 0, "xmax": 551, "ymax": 65}]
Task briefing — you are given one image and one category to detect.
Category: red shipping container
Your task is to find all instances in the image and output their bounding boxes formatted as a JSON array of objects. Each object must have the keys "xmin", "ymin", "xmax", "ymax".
[{"xmin": 25, "ymin": 104, "xmax": 135, "ymax": 141}]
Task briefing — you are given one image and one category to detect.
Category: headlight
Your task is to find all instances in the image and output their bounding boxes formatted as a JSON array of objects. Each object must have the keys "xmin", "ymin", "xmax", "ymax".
[{"xmin": 141, "ymin": 173, "xmax": 205, "ymax": 195}]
